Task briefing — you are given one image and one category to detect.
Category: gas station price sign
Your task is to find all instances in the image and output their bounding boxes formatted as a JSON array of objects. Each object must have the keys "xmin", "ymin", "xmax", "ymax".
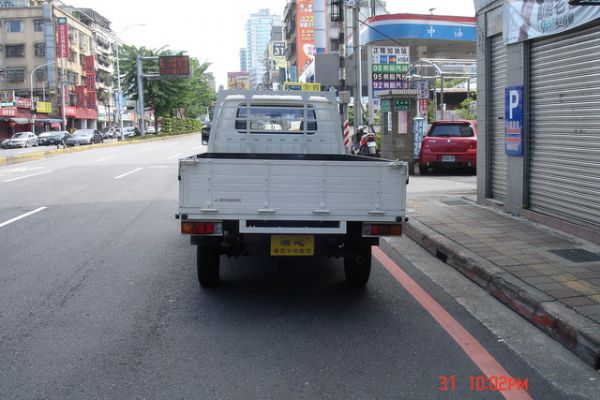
[{"xmin": 370, "ymin": 46, "xmax": 410, "ymax": 90}]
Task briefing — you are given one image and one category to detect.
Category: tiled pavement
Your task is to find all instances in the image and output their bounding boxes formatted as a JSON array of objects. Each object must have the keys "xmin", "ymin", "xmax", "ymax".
[{"xmin": 384, "ymin": 194, "xmax": 600, "ymax": 369}]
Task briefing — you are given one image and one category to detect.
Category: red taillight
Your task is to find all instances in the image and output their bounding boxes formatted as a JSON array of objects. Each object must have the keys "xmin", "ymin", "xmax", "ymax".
[
  {"xmin": 468, "ymin": 141, "xmax": 477, "ymax": 150},
  {"xmin": 365, "ymin": 223, "xmax": 403, "ymax": 236},
  {"xmin": 181, "ymin": 221, "xmax": 218, "ymax": 234}
]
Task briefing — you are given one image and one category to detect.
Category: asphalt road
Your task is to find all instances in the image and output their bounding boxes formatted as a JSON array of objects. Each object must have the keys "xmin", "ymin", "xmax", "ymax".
[{"xmin": 0, "ymin": 135, "xmax": 596, "ymax": 399}]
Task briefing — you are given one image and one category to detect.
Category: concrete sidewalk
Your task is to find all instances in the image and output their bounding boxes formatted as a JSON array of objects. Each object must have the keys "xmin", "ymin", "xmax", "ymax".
[{"xmin": 384, "ymin": 194, "xmax": 600, "ymax": 370}]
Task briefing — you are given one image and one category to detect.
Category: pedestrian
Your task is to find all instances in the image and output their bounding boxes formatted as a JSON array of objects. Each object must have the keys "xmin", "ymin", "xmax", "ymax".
[{"xmin": 57, "ymin": 132, "xmax": 67, "ymax": 149}]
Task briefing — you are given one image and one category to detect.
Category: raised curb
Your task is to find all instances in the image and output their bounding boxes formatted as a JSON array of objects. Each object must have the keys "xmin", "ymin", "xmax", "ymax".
[
  {"xmin": 400, "ymin": 219, "xmax": 600, "ymax": 370},
  {"xmin": 0, "ymin": 132, "xmax": 199, "ymax": 166}
]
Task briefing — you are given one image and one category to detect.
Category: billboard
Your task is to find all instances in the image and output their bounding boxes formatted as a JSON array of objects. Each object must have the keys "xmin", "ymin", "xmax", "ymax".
[
  {"xmin": 227, "ymin": 72, "xmax": 250, "ymax": 90},
  {"xmin": 504, "ymin": 0, "xmax": 600, "ymax": 44},
  {"xmin": 296, "ymin": 0, "xmax": 315, "ymax": 76},
  {"xmin": 159, "ymin": 55, "xmax": 190, "ymax": 77}
]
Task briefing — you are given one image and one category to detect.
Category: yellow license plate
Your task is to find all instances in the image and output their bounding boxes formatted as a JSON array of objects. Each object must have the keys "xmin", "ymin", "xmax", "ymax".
[{"xmin": 270, "ymin": 235, "xmax": 314, "ymax": 256}]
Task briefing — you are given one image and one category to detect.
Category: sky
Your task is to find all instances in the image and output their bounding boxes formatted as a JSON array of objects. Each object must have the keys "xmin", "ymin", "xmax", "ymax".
[{"xmin": 63, "ymin": 0, "xmax": 475, "ymax": 88}]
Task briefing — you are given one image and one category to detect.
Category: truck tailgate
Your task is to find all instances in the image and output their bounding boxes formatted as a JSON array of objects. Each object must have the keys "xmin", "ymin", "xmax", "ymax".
[{"xmin": 179, "ymin": 155, "xmax": 407, "ymax": 222}]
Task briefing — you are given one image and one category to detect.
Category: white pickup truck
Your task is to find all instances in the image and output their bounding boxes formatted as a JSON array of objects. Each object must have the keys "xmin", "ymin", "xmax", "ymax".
[{"xmin": 178, "ymin": 90, "xmax": 408, "ymax": 287}]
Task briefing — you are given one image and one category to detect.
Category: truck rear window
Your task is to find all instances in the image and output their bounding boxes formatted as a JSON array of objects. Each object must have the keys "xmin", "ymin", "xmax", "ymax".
[{"xmin": 235, "ymin": 105, "xmax": 317, "ymax": 134}]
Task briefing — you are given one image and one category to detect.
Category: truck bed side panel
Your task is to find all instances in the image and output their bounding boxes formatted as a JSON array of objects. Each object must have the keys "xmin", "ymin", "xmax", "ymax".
[{"xmin": 179, "ymin": 158, "xmax": 407, "ymax": 222}]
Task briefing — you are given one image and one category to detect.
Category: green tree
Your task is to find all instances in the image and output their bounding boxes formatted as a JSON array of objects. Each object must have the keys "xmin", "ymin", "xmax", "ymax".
[{"xmin": 117, "ymin": 45, "xmax": 215, "ymax": 132}]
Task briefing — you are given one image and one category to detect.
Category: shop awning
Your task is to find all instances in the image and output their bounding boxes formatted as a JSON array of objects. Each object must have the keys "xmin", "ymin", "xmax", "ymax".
[
  {"xmin": 34, "ymin": 118, "xmax": 63, "ymax": 123},
  {"xmin": 10, "ymin": 118, "xmax": 31, "ymax": 124}
]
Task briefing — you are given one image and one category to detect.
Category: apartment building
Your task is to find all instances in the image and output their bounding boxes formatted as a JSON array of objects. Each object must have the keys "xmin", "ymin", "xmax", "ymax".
[
  {"xmin": 69, "ymin": 7, "xmax": 115, "ymax": 131},
  {"xmin": 0, "ymin": 1, "xmax": 112, "ymax": 139}
]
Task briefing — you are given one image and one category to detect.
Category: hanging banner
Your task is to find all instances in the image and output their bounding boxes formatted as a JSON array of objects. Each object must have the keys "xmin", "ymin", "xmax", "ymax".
[
  {"xmin": 56, "ymin": 17, "xmax": 69, "ymax": 58},
  {"xmin": 296, "ymin": 0, "xmax": 315, "ymax": 76},
  {"xmin": 504, "ymin": 0, "xmax": 600, "ymax": 44}
]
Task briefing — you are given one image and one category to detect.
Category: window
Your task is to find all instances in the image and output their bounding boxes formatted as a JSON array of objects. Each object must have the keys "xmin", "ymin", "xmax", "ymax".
[
  {"xmin": 35, "ymin": 67, "xmax": 46, "ymax": 81},
  {"xmin": 235, "ymin": 104, "xmax": 317, "ymax": 134},
  {"xmin": 428, "ymin": 124, "xmax": 474, "ymax": 138},
  {"xmin": 33, "ymin": 19, "xmax": 43, "ymax": 32},
  {"xmin": 34, "ymin": 43, "xmax": 45, "ymax": 57},
  {"xmin": 5, "ymin": 44, "xmax": 24, "ymax": 57},
  {"xmin": 68, "ymin": 49, "xmax": 76, "ymax": 62},
  {"xmin": 5, "ymin": 67, "xmax": 25, "ymax": 82},
  {"xmin": 66, "ymin": 71, "xmax": 78, "ymax": 84},
  {"xmin": 4, "ymin": 19, "xmax": 23, "ymax": 32}
]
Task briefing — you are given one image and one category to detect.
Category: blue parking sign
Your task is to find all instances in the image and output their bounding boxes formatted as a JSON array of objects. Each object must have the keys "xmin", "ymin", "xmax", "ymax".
[{"xmin": 504, "ymin": 86, "xmax": 524, "ymax": 156}]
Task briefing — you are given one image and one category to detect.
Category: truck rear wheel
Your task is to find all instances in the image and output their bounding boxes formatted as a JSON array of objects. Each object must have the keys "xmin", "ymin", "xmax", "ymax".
[
  {"xmin": 197, "ymin": 245, "xmax": 220, "ymax": 287},
  {"xmin": 344, "ymin": 246, "xmax": 372, "ymax": 287}
]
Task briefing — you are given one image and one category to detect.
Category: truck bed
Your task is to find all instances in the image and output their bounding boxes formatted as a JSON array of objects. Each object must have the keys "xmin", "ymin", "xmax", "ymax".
[{"xmin": 179, "ymin": 153, "xmax": 408, "ymax": 226}]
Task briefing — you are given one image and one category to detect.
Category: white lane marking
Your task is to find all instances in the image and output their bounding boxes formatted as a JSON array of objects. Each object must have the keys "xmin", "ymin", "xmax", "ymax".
[
  {"xmin": 192, "ymin": 145, "xmax": 204, "ymax": 150},
  {"xmin": 167, "ymin": 153, "xmax": 182, "ymax": 160},
  {"xmin": 140, "ymin": 146, "xmax": 155, "ymax": 152},
  {"xmin": 114, "ymin": 167, "xmax": 143, "ymax": 180},
  {"xmin": 94, "ymin": 156, "xmax": 117, "ymax": 162},
  {"xmin": 4, "ymin": 170, "xmax": 52, "ymax": 183},
  {"xmin": 0, "ymin": 207, "xmax": 47, "ymax": 228}
]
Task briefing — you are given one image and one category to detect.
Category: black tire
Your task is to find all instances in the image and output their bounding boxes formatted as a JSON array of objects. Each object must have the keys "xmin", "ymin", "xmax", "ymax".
[
  {"xmin": 344, "ymin": 246, "xmax": 372, "ymax": 287},
  {"xmin": 419, "ymin": 165, "xmax": 429, "ymax": 175},
  {"xmin": 197, "ymin": 245, "xmax": 220, "ymax": 287}
]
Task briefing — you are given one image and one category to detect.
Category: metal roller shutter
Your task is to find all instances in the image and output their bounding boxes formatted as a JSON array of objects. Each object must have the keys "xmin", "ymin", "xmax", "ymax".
[
  {"xmin": 490, "ymin": 34, "xmax": 508, "ymax": 201},
  {"xmin": 530, "ymin": 24, "xmax": 600, "ymax": 229}
]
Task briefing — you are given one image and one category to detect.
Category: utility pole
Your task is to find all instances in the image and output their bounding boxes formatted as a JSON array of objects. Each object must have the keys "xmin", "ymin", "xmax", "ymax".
[
  {"xmin": 136, "ymin": 53, "xmax": 145, "ymax": 136},
  {"xmin": 352, "ymin": 1, "xmax": 362, "ymax": 135},
  {"xmin": 339, "ymin": 5, "xmax": 346, "ymax": 123}
]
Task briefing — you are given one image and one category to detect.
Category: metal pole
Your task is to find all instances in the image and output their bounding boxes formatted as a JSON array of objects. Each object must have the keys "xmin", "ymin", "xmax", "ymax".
[
  {"xmin": 115, "ymin": 39, "xmax": 124, "ymax": 140},
  {"xmin": 61, "ymin": 57, "xmax": 66, "ymax": 131},
  {"xmin": 30, "ymin": 61, "xmax": 55, "ymax": 134},
  {"xmin": 352, "ymin": 2, "xmax": 361, "ymax": 133},
  {"xmin": 367, "ymin": 44, "xmax": 373, "ymax": 128},
  {"xmin": 440, "ymin": 74, "xmax": 444, "ymax": 120},
  {"xmin": 136, "ymin": 52, "xmax": 145, "ymax": 136}
]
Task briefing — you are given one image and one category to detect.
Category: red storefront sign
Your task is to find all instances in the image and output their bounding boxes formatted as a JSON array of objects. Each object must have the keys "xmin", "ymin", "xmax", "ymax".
[
  {"xmin": 16, "ymin": 98, "xmax": 33, "ymax": 109},
  {"xmin": 83, "ymin": 56, "xmax": 95, "ymax": 74},
  {"xmin": 64, "ymin": 105, "xmax": 77, "ymax": 117},
  {"xmin": 73, "ymin": 85, "xmax": 86, "ymax": 107},
  {"xmin": 85, "ymin": 75, "xmax": 96, "ymax": 91},
  {"xmin": 74, "ymin": 107, "xmax": 98, "ymax": 119},
  {"xmin": 86, "ymin": 91, "xmax": 97, "ymax": 109},
  {"xmin": 56, "ymin": 17, "xmax": 69, "ymax": 58},
  {"xmin": 0, "ymin": 107, "xmax": 17, "ymax": 117}
]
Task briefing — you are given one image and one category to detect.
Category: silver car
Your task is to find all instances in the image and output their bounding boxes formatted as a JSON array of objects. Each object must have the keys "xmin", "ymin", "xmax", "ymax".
[
  {"xmin": 66, "ymin": 129, "xmax": 103, "ymax": 146},
  {"xmin": 6, "ymin": 132, "xmax": 38, "ymax": 148}
]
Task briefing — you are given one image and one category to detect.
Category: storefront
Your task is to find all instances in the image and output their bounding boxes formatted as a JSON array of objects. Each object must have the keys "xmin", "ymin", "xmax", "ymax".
[
  {"xmin": 63, "ymin": 106, "xmax": 98, "ymax": 131},
  {"xmin": 475, "ymin": 0, "xmax": 600, "ymax": 242}
]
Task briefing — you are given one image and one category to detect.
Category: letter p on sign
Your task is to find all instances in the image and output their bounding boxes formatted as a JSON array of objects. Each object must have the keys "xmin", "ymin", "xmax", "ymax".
[{"xmin": 509, "ymin": 90, "xmax": 520, "ymax": 119}]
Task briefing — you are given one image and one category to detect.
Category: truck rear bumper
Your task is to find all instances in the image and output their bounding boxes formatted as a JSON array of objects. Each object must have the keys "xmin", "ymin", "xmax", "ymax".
[{"xmin": 191, "ymin": 233, "xmax": 379, "ymax": 257}]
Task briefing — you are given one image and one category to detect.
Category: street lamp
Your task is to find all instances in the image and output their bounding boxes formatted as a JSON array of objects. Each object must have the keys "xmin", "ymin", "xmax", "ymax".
[
  {"xmin": 30, "ymin": 61, "xmax": 56, "ymax": 134},
  {"xmin": 114, "ymin": 24, "xmax": 145, "ymax": 140}
]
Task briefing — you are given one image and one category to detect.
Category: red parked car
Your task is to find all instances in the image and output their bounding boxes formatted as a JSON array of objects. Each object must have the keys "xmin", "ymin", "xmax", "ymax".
[{"xmin": 418, "ymin": 120, "xmax": 477, "ymax": 175}]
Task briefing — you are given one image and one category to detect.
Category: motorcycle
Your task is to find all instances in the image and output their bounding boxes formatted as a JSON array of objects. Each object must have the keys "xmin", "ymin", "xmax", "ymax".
[{"xmin": 356, "ymin": 132, "xmax": 378, "ymax": 156}]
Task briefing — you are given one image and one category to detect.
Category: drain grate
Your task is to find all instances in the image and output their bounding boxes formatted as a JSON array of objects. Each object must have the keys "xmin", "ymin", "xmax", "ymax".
[
  {"xmin": 548, "ymin": 248, "xmax": 600, "ymax": 263},
  {"xmin": 440, "ymin": 200, "xmax": 474, "ymax": 206}
]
